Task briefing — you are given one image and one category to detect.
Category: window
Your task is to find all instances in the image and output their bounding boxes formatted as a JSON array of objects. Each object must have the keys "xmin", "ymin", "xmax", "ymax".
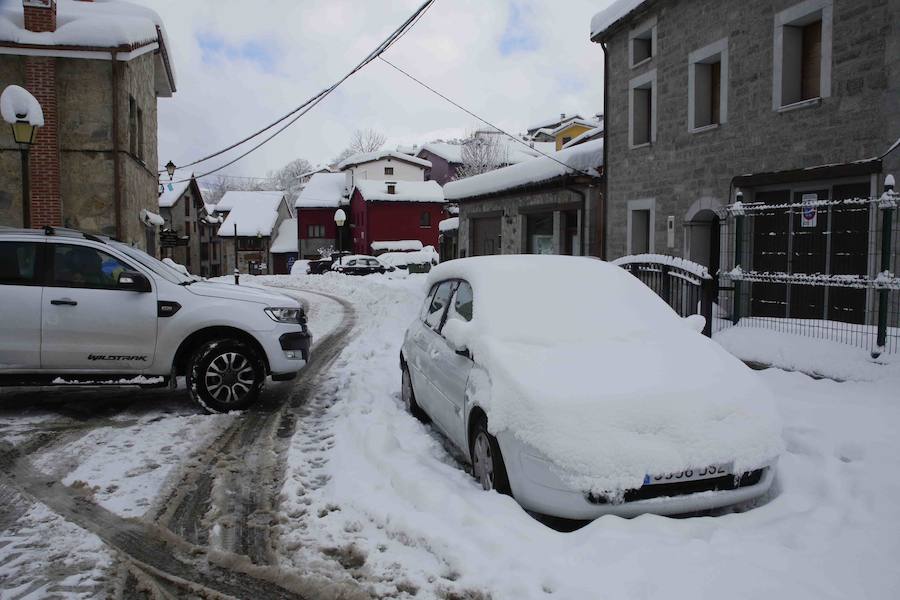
[
  {"xmin": 387, "ymin": 183, "xmax": 397, "ymax": 195},
  {"xmin": 774, "ymin": 0, "xmax": 832, "ymax": 109},
  {"xmin": 424, "ymin": 281, "xmax": 455, "ymax": 330},
  {"xmin": 629, "ymin": 70, "xmax": 656, "ymax": 147},
  {"xmin": 527, "ymin": 213, "xmax": 554, "ymax": 254},
  {"xmin": 0, "ymin": 242, "xmax": 38, "ymax": 285},
  {"xmin": 50, "ymin": 244, "xmax": 131, "ymax": 290},
  {"xmin": 420, "ymin": 211, "xmax": 431, "ymax": 227},
  {"xmin": 629, "ymin": 17, "xmax": 656, "ymax": 67},
  {"xmin": 562, "ymin": 136, "xmax": 572, "ymax": 145},
  {"xmin": 128, "ymin": 96, "xmax": 137, "ymax": 156},
  {"xmin": 384, "ymin": 167, "xmax": 394, "ymax": 175},
  {"xmin": 452, "ymin": 281, "xmax": 473, "ymax": 322},
  {"xmin": 689, "ymin": 38, "xmax": 729, "ymax": 131},
  {"xmin": 627, "ymin": 199, "xmax": 656, "ymax": 254},
  {"xmin": 308, "ymin": 224, "xmax": 325, "ymax": 238},
  {"xmin": 184, "ymin": 198, "xmax": 190, "ymax": 217},
  {"xmin": 238, "ymin": 238, "xmax": 264, "ymax": 251},
  {"xmin": 137, "ymin": 107, "xmax": 144, "ymax": 161}
]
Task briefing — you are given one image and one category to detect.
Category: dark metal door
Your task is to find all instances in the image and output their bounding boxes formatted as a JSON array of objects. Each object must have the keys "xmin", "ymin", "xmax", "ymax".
[
  {"xmin": 789, "ymin": 189, "xmax": 829, "ymax": 319},
  {"xmin": 471, "ymin": 217, "xmax": 501, "ymax": 256},
  {"xmin": 750, "ymin": 191, "xmax": 790, "ymax": 318},
  {"xmin": 828, "ymin": 183, "xmax": 870, "ymax": 324}
]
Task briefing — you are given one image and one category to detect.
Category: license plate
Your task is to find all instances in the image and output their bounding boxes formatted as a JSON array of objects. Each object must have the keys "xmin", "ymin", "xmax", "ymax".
[{"xmin": 643, "ymin": 464, "xmax": 732, "ymax": 486}]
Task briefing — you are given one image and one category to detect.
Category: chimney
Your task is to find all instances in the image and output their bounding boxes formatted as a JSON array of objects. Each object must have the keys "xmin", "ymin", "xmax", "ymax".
[
  {"xmin": 560, "ymin": 113, "xmax": 566, "ymax": 121},
  {"xmin": 23, "ymin": 0, "xmax": 57, "ymax": 33}
]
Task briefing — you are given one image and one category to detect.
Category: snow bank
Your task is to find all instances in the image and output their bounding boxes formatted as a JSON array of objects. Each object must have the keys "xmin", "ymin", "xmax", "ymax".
[
  {"xmin": 217, "ymin": 192, "xmax": 286, "ymax": 237},
  {"xmin": 429, "ymin": 256, "xmax": 782, "ymax": 493},
  {"xmin": 295, "ymin": 172, "xmax": 346, "ymax": 209},
  {"xmin": 371, "ymin": 240, "xmax": 423, "ymax": 252},
  {"xmin": 591, "ymin": 0, "xmax": 647, "ymax": 38},
  {"xmin": 0, "ymin": 84, "xmax": 43, "ymax": 126},
  {"xmin": 444, "ymin": 138, "xmax": 603, "ymax": 201},
  {"xmin": 337, "ymin": 149, "xmax": 431, "ymax": 171},
  {"xmin": 439, "ymin": 216, "xmax": 459, "ymax": 232},
  {"xmin": 378, "ymin": 246, "xmax": 439, "ymax": 268},
  {"xmin": 354, "ymin": 180, "xmax": 444, "ymax": 203}
]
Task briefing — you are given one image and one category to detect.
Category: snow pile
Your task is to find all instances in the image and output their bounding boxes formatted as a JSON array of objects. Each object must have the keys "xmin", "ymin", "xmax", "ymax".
[
  {"xmin": 371, "ymin": 240, "xmax": 423, "ymax": 252},
  {"xmin": 444, "ymin": 138, "xmax": 603, "ymax": 201},
  {"xmin": 337, "ymin": 149, "xmax": 431, "ymax": 171},
  {"xmin": 295, "ymin": 172, "xmax": 346, "ymax": 209},
  {"xmin": 354, "ymin": 180, "xmax": 444, "ymax": 203},
  {"xmin": 439, "ymin": 216, "xmax": 459, "ymax": 232},
  {"xmin": 162, "ymin": 257, "xmax": 189, "ymax": 276},
  {"xmin": 590, "ymin": 0, "xmax": 647, "ymax": 38},
  {"xmin": 613, "ymin": 253, "xmax": 712, "ymax": 279},
  {"xmin": 0, "ymin": 84, "xmax": 43, "ymax": 126},
  {"xmin": 429, "ymin": 256, "xmax": 782, "ymax": 493},
  {"xmin": 217, "ymin": 192, "xmax": 286, "ymax": 237},
  {"xmin": 378, "ymin": 246, "xmax": 439, "ymax": 268},
  {"xmin": 270, "ymin": 218, "xmax": 298, "ymax": 254}
]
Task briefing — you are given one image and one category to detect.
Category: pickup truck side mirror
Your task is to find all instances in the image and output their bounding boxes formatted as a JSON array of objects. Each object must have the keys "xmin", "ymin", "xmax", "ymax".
[{"xmin": 118, "ymin": 270, "xmax": 152, "ymax": 293}]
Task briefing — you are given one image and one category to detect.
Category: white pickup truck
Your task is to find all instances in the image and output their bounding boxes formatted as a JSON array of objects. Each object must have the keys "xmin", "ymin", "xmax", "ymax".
[{"xmin": 0, "ymin": 227, "xmax": 311, "ymax": 413}]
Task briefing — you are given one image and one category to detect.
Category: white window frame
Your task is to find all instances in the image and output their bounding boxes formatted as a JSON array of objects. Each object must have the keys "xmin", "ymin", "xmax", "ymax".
[
  {"xmin": 688, "ymin": 38, "xmax": 729, "ymax": 132},
  {"xmin": 772, "ymin": 0, "xmax": 833, "ymax": 111},
  {"xmin": 628, "ymin": 69, "xmax": 657, "ymax": 148},
  {"xmin": 626, "ymin": 198, "xmax": 656, "ymax": 254},
  {"xmin": 628, "ymin": 16, "xmax": 657, "ymax": 68}
]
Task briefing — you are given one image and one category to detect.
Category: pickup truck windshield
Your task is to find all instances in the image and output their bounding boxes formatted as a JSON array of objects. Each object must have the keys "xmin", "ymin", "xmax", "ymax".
[{"xmin": 111, "ymin": 242, "xmax": 193, "ymax": 285}]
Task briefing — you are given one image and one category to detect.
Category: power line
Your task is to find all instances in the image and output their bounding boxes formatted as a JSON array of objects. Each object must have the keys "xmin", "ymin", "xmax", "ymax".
[
  {"xmin": 163, "ymin": 0, "xmax": 437, "ymax": 179},
  {"xmin": 377, "ymin": 55, "xmax": 598, "ymax": 178}
]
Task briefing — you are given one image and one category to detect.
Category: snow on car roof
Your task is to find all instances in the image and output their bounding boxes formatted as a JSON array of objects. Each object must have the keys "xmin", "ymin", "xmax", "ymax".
[
  {"xmin": 354, "ymin": 180, "xmax": 444, "ymax": 203},
  {"xmin": 295, "ymin": 172, "xmax": 346, "ymax": 209},
  {"xmin": 444, "ymin": 138, "xmax": 603, "ymax": 201},
  {"xmin": 371, "ymin": 240, "xmax": 423, "ymax": 252},
  {"xmin": 378, "ymin": 246, "xmax": 438, "ymax": 267},
  {"xmin": 429, "ymin": 255, "xmax": 783, "ymax": 494}
]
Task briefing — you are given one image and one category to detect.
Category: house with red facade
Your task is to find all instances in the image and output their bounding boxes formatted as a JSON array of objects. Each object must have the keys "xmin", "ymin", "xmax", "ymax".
[
  {"xmin": 294, "ymin": 172, "xmax": 346, "ymax": 258},
  {"xmin": 349, "ymin": 180, "xmax": 445, "ymax": 255}
]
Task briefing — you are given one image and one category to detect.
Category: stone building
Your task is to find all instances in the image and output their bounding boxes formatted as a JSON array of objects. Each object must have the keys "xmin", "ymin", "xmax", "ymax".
[
  {"xmin": 0, "ymin": 0, "xmax": 176, "ymax": 250},
  {"xmin": 216, "ymin": 191, "xmax": 293, "ymax": 275},
  {"xmin": 590, "ymin": 0, "xmax": 899, "ymax": 268},
  {"xmin": 158, "ymin": 173, "xmax": 223, "ymax": 277},
  {"xmin": 444, "ymin": 139, "xmax": 604, "ymax": 258}
]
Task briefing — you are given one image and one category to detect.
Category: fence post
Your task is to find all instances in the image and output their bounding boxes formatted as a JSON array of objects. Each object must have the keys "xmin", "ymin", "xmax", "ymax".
[
  {"xmin": 875, "ymin": 175, "xmax": 895, "ymax": 356},
  {"xmin": 701, "ymin": 276, "xmax": 714, "ymax": 337},
  {"xmin": 661, "ymin": 264, "xmax": 672, "ymax": 306},
  {"xmin": 732, "ymin": 210, "xmax": 744, "ymax": 325}
]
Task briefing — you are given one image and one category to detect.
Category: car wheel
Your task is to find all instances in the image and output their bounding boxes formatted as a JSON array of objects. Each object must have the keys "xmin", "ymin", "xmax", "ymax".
[
  {"xmin": 187, "ymin": 339, "xmax": 265, "ymax": 413},
  {"xmin": 401, "ymin": 364, "xmax": 430, "ymax": 423},
  {"xmin": 470, "ymin": 416, "xmax": 511, "ymax": 495}
]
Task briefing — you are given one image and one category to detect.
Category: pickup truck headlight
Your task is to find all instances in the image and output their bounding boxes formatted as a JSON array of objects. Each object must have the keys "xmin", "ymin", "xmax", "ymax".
[{"xmin": 265, "ymin": 307, "xmax": 305, "ymax": 324}]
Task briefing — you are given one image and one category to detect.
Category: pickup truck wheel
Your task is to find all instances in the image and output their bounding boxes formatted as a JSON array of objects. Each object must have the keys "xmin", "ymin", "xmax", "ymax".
[
  {"xmin": 187, "ymin": 339, "xmax": 265, "ymax": 413},
  {"xmin": 401, "ymin": 364, "xmax": 429, "ymax": 423},
  {"xmin": 470, "ymin": 416, "xmax": 511, "ymax": 495}
]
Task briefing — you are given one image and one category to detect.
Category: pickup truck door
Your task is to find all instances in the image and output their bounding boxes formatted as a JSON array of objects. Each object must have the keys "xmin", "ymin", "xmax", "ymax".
[
  {"xmin": 0, "ymin": 240, "xmax": 44, "ymax": 370},
  {"xmin": 41, "ymin": 242, "xmax": 158, "ymax": 372}
]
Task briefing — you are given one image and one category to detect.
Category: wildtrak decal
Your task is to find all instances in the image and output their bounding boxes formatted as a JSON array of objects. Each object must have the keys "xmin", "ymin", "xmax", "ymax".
[{"xmin": 88, "ymin": 355, "xmax": 148, "ymax": 362}]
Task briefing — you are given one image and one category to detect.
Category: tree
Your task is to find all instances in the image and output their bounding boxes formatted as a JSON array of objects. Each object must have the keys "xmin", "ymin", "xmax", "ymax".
[
  {"xmin": 455, "ymin": 131, "xmax": 511, "ymax": 179},
  {"xmin": 203, "ymin": 175, "xmax": 267, "ymax": 205},
  {"xmin": 268, "ymin": 157, "xmax": 313, "ymax": 200},
  {"xmin": 349, "ymin": 128, "xmax": 386, "ymax": 153}
]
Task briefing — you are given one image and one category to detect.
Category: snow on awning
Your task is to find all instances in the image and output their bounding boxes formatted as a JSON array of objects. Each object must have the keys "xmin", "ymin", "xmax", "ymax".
[
  {"xmin": 439, "ymin": 217, "xmax": 459, "ymax": 232},
  {"xmin": 140, "ymin": 208, "xmax": 164, "ymax": 227},
  {"xmin": 0, "ymin": 85, "xmax": 43, "ymax": 126}
]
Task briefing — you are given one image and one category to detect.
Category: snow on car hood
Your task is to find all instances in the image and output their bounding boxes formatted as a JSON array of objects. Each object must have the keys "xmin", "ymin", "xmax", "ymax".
[
  {"xmin": 185, "ymin": 281, "xmax": 298, "ymax": 307},
  {"xmin": 432, "ymin": 256, "xmax": 783, "ymax": 494}
]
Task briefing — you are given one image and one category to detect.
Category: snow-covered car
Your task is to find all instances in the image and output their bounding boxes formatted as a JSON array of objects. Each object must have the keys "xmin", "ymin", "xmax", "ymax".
[
  {"xmin": 0, "ymin": 227, "xmax": 311, "ymax": 413},
  {"xmin": 331, "ymin": 254, "xmax": 394, "ymax": 276},
  {"xmin": 400, "ymin": 255, "xmax": 782, "ymax": 519}
]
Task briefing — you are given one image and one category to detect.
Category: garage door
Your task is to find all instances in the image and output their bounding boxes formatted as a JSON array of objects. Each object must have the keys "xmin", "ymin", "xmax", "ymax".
[{"xmin": 471, "ymin": 217, "xmax": 501, "ymax": 256}]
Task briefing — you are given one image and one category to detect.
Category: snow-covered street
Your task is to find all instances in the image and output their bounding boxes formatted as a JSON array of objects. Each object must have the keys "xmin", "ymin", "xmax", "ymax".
[{"xmin": 1, "ymin": 272, "xmax": 899, "ymax": 599}]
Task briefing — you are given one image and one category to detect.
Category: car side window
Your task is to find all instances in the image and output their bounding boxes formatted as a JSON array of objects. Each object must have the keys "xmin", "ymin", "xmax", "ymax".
[
  {"xmin": 424, "ymin": 281, "xmax": 456, "ymax": 330},
  {"xmin": 50, "ymin": 244, "xmax": 131, "ymax": 290},
  {"xmin": 452, "ymin": 281, "xmax": 473, "ymax": 322},
  {"xmin": 0, "ymin": 241, "xmax": 39, "ymax": 286},
  {"xmin": 420, "ymin": 284, "xmax": 438, "ymax": 320},
  {"xmin": 347, "ymin": 259, "xmax": 357, "ymax": 266}
]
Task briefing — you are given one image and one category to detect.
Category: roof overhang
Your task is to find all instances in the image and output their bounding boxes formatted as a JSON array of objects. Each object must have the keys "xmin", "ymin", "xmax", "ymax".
[
  {"xmin": 453, "ymin": 173, "xmax": 603, "ymax": 204},
  {"xmin": 732, "ymin": 159, "xmax": 882, "ymax": 189}
]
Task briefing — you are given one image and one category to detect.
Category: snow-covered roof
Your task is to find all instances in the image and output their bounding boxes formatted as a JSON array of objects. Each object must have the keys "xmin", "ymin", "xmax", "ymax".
[
  {"xmin": 0, "ymin": 85, "xmax": 43, "ymax": 126},
  {"xmin": 216, "ymin": 190, "xmax": 284, "ymax": 212},
  {"xmin": 418, "ymin": 142, "xmax": 464, "ymax": 164},
  {"xmin": 157, "ymin": 174, "xmax": 192, "ymax": 208},
  {"xmin": 295, "ymin": 172, "xmax": 346, "ymax": 209},
  {"xmin": 0, "ymin": 0, "xmax": 177, "ymax": 95},
  {"xmin": 354, "ymin": 180, "xmax": 444, "ymax": 203},
  {"xmin": 591, "ymin": 0, "xmax": 649, "ymax": 40},
  {"xmin": 371, "ymin": 240, "xmax": 423, "ymax": 252},
  {"xmin": 550, "ymin": 118, "xmax": 600, "ymax": 135},
  {"xmin": 527, "ymin": 114, "xmax": 583, "ymax": 133},
  {"xmin": 217, "ymin": 192, "xmax": 287, "ymax": 237},
  {"xmin": 337, "ymin": 150, "xmax": 431, "ymax": 171},
  {"xmin": 439, "ymin": 217, "xmax": 459, "ymax": 232},
  {"xmin": 444, "ymin": 138, "xmax": 604, "ymax": 201},
  {"xmin": 270, "ymin": 218, "xmax": 298, "ymax": 254},
  {"xmin": 562, "ymin": 126, "xmax": 604, "ymax": 149}
]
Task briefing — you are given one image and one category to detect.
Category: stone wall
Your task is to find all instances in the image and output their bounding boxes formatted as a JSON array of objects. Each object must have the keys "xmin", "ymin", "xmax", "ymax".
[{"xmin": 601, "ymin": 0, "xmax": 900, "ymax": 260}]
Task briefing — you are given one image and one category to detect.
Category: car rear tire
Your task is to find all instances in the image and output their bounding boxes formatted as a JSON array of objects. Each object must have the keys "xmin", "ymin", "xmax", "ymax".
[
  {"xmin": 401, "ymin": 364, "xmax": 430, "ymax": 423},
  {"xmin": 187, "ymin": 339, "xmax": 265, "ymax": 413},
  {"xmin": 470, "ymin": 415, "xmax": 511, "ymax": 495}
]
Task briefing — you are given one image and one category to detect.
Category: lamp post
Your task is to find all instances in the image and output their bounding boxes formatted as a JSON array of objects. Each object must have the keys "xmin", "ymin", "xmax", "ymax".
[
  {"xmin": 334, "ymin": 208, "xmax": 347, "ymax": 254},
  {"xmin": 165, "ymin": 160, "xmax": 177, "ymax": 181},
  {"xmin": 2, "ymin": 85, "xmax": 43, "ymax": 228}
]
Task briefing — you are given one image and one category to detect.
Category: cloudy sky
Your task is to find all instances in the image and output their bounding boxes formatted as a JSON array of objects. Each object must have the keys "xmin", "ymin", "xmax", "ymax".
[{"xmin": 133, "ymin": 0, "xmax": 611, "ymax": 182}]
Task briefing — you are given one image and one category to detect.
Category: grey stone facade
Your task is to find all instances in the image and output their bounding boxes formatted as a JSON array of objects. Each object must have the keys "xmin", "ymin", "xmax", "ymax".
[{"xmin": 596, "ymin": 0, "xmax": 900, "ymax": 263}]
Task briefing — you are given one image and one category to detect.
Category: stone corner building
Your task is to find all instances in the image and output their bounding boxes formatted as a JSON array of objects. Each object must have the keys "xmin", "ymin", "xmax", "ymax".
[
  {"xmin": 0, "ymin": 0, "xmax": 176, "ymax": 251},
  {"xmin": 591, "ymin": 0, "xmax": 899, "ymax": 274}
]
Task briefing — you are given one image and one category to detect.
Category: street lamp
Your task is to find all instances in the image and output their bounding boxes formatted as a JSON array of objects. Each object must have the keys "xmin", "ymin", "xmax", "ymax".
[
  {"xmin": 334, "ymin": 208, "xmax": 347, "ymax": 253},
  {"xmin": 165, "ymin": 160, "xmax": 177, "ymax": 180},
  {"xmin": 2, "ymin": 85, "xmax": 44, "ymax": 228}
]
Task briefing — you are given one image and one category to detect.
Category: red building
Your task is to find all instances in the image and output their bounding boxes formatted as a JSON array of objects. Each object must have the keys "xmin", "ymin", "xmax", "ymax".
[
  {"xmin": 294, "ymin": 173, "xmax": 346, "ymax": 258},
  {"xmin": 349, "ymin": 180, "xmax": 446, "ymax": 255}
]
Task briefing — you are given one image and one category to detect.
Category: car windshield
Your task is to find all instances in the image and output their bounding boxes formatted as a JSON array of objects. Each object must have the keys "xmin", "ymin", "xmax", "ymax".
[{"xmin": 111, "ymin": 242, "xmax": 193, "ymax": 285}]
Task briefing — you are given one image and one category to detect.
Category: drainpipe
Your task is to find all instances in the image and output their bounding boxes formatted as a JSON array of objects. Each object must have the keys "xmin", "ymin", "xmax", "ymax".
[
  {"xmin": 566, "ymin": 186, "xmax": 587, "ymax": 256},
  {"xmin": 111, "ymin": 51, "xmax": 122, "ymax": 240},
  {"xmin": 600, "ymin": 40, "xmax": 609, "ymax": 260}
]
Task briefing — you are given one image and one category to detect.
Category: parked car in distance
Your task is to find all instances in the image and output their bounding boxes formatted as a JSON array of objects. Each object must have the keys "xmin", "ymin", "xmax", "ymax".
[
  {"xmin": 0, "ymin": 227, "xmax": 312, "ymax": 413},
  {"xmin": 306, "ymin": 251, "xmax": 351, "ymax": 275},
  {"xmin": 400, "ymin": 255, "xmax": 782, "ymax": 520},
  {"xmin": 332, "ymin": 254, "xmax": 394, "ymax": 276}
]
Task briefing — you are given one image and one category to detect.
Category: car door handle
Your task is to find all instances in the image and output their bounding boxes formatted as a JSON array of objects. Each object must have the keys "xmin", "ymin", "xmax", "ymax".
[{"xmin": 50, "ymin": 299, "xmax": 78, "ymax": 306}]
